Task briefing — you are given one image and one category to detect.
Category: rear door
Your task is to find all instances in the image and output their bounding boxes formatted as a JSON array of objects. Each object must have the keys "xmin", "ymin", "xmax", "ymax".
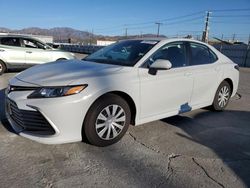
[
  {"xmin": 186, "ymin": 42, "xmax": 222, "ymax": 107},
  {"xmin": 0, "ymin": 37, "xmax": 26, "ymax": 68}
]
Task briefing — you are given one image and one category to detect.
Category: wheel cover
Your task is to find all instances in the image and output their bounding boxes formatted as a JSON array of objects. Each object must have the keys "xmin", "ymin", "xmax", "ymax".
[
  {"xmin": 0, "ymin": 63, "xmax": 2, "ymax": 72},
  {"xmin": 218, "ymin": 86, "xmax": 230, "ymax": 108},
  {"xmin": 95, "ymin": 104, "xmax": 126, "ymax": 140}
]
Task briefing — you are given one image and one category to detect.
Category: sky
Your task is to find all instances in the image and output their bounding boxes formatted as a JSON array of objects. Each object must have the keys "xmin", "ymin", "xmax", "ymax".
[{"xmin": 0, "ymin": 0, "xmax": 250, "ymax": 41}]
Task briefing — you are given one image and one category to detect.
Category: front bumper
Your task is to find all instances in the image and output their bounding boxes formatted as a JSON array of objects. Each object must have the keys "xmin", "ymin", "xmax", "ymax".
[
  {"xmin": 5, "ymin": 81, "xmax": 94, "ymax": 144},
  {"xmin": 6, "ymin": 98, "xmax": 56, "ymax": 135}
]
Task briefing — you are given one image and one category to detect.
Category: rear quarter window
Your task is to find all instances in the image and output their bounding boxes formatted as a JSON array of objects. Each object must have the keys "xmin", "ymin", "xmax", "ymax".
[
  {"xmin": 209, "ymin": 49, "xmax": 218, "ymax": 63},
  {"xmin": 0, "ymin": 37, "xmax": 21, "ymax": 47}
]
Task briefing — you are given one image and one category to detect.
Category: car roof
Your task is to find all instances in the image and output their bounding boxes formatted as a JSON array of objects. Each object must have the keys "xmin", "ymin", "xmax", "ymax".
[
  {"xmin": 122, "ymin": 37, "xmax": 208, "ymax": 45},
  {"xmin": 0, "ymin": 35, "xmax": 207, "ymax": 46},
  {"xmin": 0, "ymin": 34, "xmax": 38, "ymax": 40}
]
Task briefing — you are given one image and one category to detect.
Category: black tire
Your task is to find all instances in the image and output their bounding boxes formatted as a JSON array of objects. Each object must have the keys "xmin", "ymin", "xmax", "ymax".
[
  {"xmin": 83, "ymin": 94, "xmax": 131, "ymax": 147},
  {"xmin": 0, "ymin": 60, "xmax": 7, "ymax": 75},
  {"xmin": 211, "ymin": 81, "xmax": 232, "ymax": 111}
]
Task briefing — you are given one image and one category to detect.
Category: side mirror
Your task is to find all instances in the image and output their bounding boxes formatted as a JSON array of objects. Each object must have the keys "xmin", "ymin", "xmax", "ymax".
[
  {"xmin": 149, "ymin": 59, "xmax": 172, "ymax": 75},
  {"xmin": 150, "ymin": 59, "xmax": 172, "ymax": 70}
]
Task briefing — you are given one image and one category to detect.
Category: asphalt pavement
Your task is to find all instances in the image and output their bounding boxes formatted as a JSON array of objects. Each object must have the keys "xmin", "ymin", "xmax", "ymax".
[{"xmin": 0, "ymin": 67, "xmax": 249, "ymax": 188}]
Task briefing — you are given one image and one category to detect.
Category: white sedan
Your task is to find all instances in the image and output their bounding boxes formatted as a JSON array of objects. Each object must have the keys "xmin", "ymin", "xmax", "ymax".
[{"xmin": 5, "ymin": 38, "xmax": 239, "ymax": 146}]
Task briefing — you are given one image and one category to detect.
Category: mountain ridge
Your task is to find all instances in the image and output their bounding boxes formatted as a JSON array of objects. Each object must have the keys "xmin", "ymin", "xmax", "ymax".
[{"xmin": 0, "ymin": 27, "xmax": 166, "ymax": 43}]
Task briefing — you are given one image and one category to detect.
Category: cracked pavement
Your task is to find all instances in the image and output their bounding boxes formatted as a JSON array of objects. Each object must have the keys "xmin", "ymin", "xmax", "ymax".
[{"xmin": 0, "ymin": 68, "xmax": 250, "ymax": 188}]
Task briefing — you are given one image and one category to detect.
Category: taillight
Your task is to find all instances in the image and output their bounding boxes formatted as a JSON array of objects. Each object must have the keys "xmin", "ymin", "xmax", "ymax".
[{"xmin": 234, "ymin": 65, "xmax": 239, "ymax": 71}]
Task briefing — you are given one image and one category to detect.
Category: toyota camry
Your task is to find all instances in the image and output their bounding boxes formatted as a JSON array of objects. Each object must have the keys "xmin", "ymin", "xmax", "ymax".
[{"xmin": 5, "ymin": 38, "xmax": 239, "ymax": 146}]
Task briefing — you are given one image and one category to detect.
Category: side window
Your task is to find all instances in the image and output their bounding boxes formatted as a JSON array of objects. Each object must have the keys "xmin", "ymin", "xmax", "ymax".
[
  {"xmin": 35, "ymin": 41, "xmax": 46, "ymax": 49},
  {"xmin": 145, "ymin": 42, "xmax": 187, "ymax": 68},
  {"xmin": 189, "ymin": 43, "xmax": 213, "ymax": 66},
  {"xmin": 0, "ymin": 37, "xmax": 21, "ymax": 47},
  {"xmin": 22, "ymin": 39, "xmax": 45, "ymax": 49},
  {"xmin": 22, "ymin": 39, "xmax": 39, "ymax": 48}
]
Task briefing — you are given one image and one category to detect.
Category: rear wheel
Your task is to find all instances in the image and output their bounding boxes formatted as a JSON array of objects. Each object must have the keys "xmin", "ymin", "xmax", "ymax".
[
  {"xmin": 84, "ymin": 94, "xmax": 131, "ymax": 147},
  {"xmin": 0, "ymin": 60, "xmax": 6, "ymax": 75},
  {"xmin": 211, "ymin": 81, "xmax": 231, "ymax": 111},
  {"xmin": 56, "ymin": 58, "xmax": 67, "ymax": 61}
]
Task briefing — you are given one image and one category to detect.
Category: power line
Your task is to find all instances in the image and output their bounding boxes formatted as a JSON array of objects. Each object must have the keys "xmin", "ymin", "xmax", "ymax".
[
  {"xmin": 212, "ymin": 21, "xmax": 250, "ymax": 24},
  {"xmin": 179, "ymin": 30, "xmax": 203, "ymax": 33},
  {"xmin": 162, "ymin": 16, "xmax": 204, "ymax": 25},
  {"xmin": 209, "ymin": 8, "xmax": 250, "ymax": 12},
  {"xmin": 212, "ymin": 15, "xmax": 250, "ymax": 17},
  {"xmin": 123, "ymin": 11, "xmax": 204, "ymax": 27},
  {"xmin": 123, "ymin": 8, "xmax": 250, "ymax": 26},
  {"xmin": 156, "ymin": 11, "xmax": 204, "ymax": 22},
  {"xmin": 92, "ymin": 8, "xmax": 250, "ymax": 38},
  {"xmin": 125, "ymin": 16, "xmax": 204, "ymax": 31},
  {"xmin": 94, "ymin": 11, "xmax": 204, "ymax": 31},
  {"xmin": 124, "ymin": 25, "xmax": 154, "ymax": 30},
  {"xmin": 95, "ymin": 15, "xmax": 204, "ymax": 35}
]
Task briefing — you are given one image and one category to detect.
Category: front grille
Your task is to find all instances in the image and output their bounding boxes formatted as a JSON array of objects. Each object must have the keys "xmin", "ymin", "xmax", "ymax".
[{"xmin": 7, "ymin": 99, "xmax": 55, "ymax": 135}]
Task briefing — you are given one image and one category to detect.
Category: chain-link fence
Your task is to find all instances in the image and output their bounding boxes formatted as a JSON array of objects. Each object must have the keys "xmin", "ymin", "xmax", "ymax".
[
  {"xmin": 60, "ymin": 44, "xmax": 104, "ymax": 54},
  {"xmin": 59, "ymin": 39, "xmax": 250, "ymax": 67},
  {"xmin": 213, "ymin": 43, "xmax": 250, "ymax": 67}
]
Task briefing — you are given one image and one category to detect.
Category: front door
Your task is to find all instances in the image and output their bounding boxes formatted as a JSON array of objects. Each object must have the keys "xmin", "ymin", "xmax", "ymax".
[
  {"xmin": 21, "ymin": 38, "xmax": 52, "ymax": 65},
  {"xmin": 139, "ymin": 42, "xmax": 193, "ymax": 119}
]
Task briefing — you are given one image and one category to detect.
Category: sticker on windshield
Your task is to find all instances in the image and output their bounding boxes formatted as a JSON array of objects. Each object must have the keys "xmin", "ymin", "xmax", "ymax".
[{"xmin": 140, "ymin": 40, "xmax": 158, "ymax": 45}]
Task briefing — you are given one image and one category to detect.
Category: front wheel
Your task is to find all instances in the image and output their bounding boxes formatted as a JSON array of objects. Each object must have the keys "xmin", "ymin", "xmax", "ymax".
[
  {"xmin": 211, "ymin": 81, "xmax": 231, "ymax": 111},
  {"xmin": 83, "ymin": 94, "xmax": 131, "ymax": 147}
]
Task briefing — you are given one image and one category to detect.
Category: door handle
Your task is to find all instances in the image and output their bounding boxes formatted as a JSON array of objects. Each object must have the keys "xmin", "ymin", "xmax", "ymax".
[
  {"xmin": 0, "ymin": 49, "xmax": 5, "ymax": 52},
  {"xmin": 185, "ymin": 72, "xmax": 192, "ymax": 76},
  {"xmin": 26, "ymin": 51, "xmax": 32, "ymax": 54}
]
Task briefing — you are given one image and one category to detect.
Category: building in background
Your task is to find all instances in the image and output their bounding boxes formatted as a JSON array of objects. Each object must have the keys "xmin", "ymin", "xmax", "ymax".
[
  {"xmin": 31, "ymin": 35, "xmax": 53, "ymax": 43},
  {"xmin": 96, "ymin": 40, "xmax": 116, "ymax": 46}
]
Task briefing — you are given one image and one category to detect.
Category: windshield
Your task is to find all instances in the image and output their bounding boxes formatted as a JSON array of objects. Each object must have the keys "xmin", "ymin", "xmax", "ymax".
[{"xmin": 85, "ymin": 40, "xmax": 158, "ymax": 66}]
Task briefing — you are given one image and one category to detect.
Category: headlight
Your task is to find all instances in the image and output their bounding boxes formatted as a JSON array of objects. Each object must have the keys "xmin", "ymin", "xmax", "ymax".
[{"xmin": 28, "ymin": 85, "xmax": 87, "ymax": 99}]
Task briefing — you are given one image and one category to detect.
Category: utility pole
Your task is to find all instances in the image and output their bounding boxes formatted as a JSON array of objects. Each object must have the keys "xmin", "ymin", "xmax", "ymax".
[
  {"xmin": 91, "ymin": 29, "xmax": 94, "ymax": 45},
  {"xmin": 220, "ymin": 34, "xmax": 224, "ymax": 52},
  {"xmin": 202, "ymin": 11, "xmax": 211, "ymax": 43},
  {"xmin": 248, "ymin": 34, "xmax": 250, "ymax": 45},
  {"xmin": 232, "ymin": 33, "xmax": 236, "ymax": 42},
  {"xmin": 155, "ymin": 22, "xmax": 163, "ymax": 37},
  {"xmin": 125, "ymin": 28, "xmax": 128, "ymax": 38},
  {"xmin": 243, "ymin": 34, "xmax": 250, "ymax": 67},
  {"xmin": 87, "ymin": 30, "xmax": 91, "ymax": 45}
]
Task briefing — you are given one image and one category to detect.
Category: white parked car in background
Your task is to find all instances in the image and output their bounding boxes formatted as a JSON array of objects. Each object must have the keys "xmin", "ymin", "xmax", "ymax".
[
  {"xmin": 0, "ymin": 35, "xmax": 76, "ymax": 74},
  {"xmin": 5, "ymin": 38, "xmax": 239, "ymax": 146}
]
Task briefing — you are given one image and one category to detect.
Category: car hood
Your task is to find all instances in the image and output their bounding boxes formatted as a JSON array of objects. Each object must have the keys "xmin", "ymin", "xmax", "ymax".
[{"xmin": 15, "ymin": 60, "xmax": 124, "ymax": 86}]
